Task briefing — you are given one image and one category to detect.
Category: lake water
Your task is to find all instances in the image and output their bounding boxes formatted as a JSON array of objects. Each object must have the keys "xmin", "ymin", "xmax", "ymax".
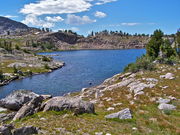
[{"xmin": 0, "ymin": 49, "xmax": 145, "ymax": 99}]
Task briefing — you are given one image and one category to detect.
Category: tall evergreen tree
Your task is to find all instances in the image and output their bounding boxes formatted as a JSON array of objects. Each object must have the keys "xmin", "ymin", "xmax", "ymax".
[{"xmin": 146, "ymin": 29, "xmax": 164, "ymax": 58}]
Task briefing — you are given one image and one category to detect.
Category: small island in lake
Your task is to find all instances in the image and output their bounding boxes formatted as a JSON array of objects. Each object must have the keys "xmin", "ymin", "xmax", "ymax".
[{"xmin": 0, "ymin": 0, "xmax": 180, "ymax": 135}]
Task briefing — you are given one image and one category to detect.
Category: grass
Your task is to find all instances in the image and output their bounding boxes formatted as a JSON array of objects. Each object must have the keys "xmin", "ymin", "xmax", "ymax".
[
  {"xmin": 0, "ymin": 60, "xmax": 48, "ymax": 73},
  {"xmin": 2, "ymin": 62, "xmax": 180, "ymax": 134}
]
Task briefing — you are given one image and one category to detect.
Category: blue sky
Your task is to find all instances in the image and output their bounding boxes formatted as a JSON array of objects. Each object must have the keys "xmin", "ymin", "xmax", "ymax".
[{"xmin": 0, "ymin": 0, "xmax": 179, "ymax": 36}]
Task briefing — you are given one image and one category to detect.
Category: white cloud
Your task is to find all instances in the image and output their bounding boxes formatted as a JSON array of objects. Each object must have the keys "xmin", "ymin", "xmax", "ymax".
[
  {"xmin": 20, "ymin": 0, "xmax": 92, "ymax": 16},
  {"xmin": 22, "ymin": 14, "xmax": 54, "ymax": 28},
  {"xmin": 94, "ymin": 11, "xmax": 107, "ymax": 18},
  {"xmin": 95, "ymin": 0, "xmax": 117, "ymax": 5},
  {"xmin": 19, "ymin": 0, "xmax": 116, "ymax": 28},
  {"xmin": 121, "ymin": 23, "xmax": 140, "ymax": 26},
  {"xmin": 45, "ymin": 16, "xmax": 64, "ymax": 22},
  {"xmin": 66, "ymin": 14, "xmax": 96, "ymax": 25},
  {"xmin": 70, "ymin": 27, "xmax": 80, "ymax": 32}
]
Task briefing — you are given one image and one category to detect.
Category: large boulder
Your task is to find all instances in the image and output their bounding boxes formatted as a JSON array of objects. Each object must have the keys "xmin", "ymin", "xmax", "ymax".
[
  {"xmin": 13, "ymin": 96, "xmax": 44, "ymax": 121},
  {"xmin": 105, "ymin": 108, "xmax": 132, "ymax": 119},
  {"xmin": 13, "ymin": 126, "xmax": 38, "ymax": 135},
  {"xmin": 0, "ymin": 90, "xmax": 39, "ymax": 111},
  {"xmin": 42, "ymin": 97, "xmax": 95, "ymax": 115}
]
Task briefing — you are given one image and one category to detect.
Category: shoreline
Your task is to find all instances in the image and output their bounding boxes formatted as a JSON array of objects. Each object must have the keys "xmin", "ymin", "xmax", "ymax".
[
  {"xmin": 37, "ymin": 47, "xmax": 145, "ymax": 53},
  {"xmin": 0, "ymin": 48, "xmax": 144, "ymax": 94},
  {"xmin": 0, "ymin": 60, "xmax": 65, "ymax": 87}
]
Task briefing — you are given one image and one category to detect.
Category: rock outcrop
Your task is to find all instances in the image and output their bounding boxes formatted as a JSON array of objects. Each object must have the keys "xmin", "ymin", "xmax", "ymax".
[
  {"xmin": 105, "ymin": 108, "xmax": 132, "ymax": 119},
  {"xmin": 13, "ymin": 96, "xmax": 44, "ymax": 121},
  {"xmin": 0, "ymin": 90, "xmax": 39, "ymax": 111},
  {"xmin": 0, "ymin": 16, "xmax": 29, "ymax": 35},
  {"xmin": 42, "ymin": 96, "xmax": 95, "ymax": 115}
]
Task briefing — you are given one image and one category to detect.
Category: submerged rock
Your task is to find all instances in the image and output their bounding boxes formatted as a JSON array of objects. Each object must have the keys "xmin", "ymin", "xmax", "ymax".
[
  {"xmin": 42, "ymin": 96, "xmax": 95, "ymax": 115},
  {"xmin": 105, "ymin": 108, "xmax": 132, "ymax": 119},
  {"xmin": 0, "ymin": 90, "xmax": 39, "ymax": 111}
]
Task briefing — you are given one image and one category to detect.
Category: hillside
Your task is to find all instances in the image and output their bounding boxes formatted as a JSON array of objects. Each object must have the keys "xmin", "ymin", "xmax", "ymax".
[
  {"xmin": 0, "ymin": 63, "xmax": 179, "ymax": 135},
  {"xmin": 0, "ymin": 16, "xmax": 29, "ymax": 35},
  {"xmin": 0, "ymin": 17, "xmax": 150, "ymax": 50}
]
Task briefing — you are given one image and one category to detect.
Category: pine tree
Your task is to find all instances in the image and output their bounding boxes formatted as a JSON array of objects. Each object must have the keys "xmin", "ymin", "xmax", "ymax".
[{"xmin": 146, "ymin": 29, "xmax": 164, "ymax": 58}]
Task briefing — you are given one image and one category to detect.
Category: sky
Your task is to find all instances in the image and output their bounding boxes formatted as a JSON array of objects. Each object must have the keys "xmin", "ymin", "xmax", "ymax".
[{"xmin": 0, "ymin": 0, "xmax": 179, "ymax": 36}]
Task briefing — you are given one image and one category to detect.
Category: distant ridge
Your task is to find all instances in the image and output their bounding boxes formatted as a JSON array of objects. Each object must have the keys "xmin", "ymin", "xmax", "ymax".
[{"xmin": 0, "ymin": 16, "xmax": 29, "ymax": 35}]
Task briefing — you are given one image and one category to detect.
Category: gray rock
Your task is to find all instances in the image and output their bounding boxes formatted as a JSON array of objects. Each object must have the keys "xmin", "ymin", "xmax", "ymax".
[
  {"xmin": 0, "ymin": 107, "xmax": 7, "ymax": 112},
  {"xmin": 13, "ymin": 126, "xmax": 38, "ymax": 135},
  {"xmin": 0, "ymin": 112, "xmax": 16, "ymax": 122},
  {"xmin": 42, "ymin": 96, "xmax": 95, "ymax": 115},
  {"xmin": 160, "ymin": 73, "xmax": 175, "ymax": 80},
  {"xmin": 105, "ymin": 108, "xmax": 132, "ymax": 119},
  {"xmin": 13, "ymin": 96, "xmax": 44, "ymax": 121},
  {"xmin": 128, "ymin": 81, "xmax": 156, "ymax": 95},
  {"xmin": 7, "ymin": 62, "xmax": 27, "ymax": 68},
  {"xmin": 156, "ymin": 98, "xmax": 171, "ymax": 104},
  {"xmin": 158, "ymin": 103, "xmax": 176, "ymax": 110},
  {"xmin": 104, "ymin": 78, "xmax": 135, "ymax": 91},
  {"xmin": 0, "ymin": 90, "xmax": 39, "ymax": 111},
  {"xmin": 0, "ymin": 124, "xmax": 13, "ymax": 135}
]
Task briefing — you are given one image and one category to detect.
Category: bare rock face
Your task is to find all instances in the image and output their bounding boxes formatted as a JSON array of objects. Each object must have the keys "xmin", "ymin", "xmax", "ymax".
[
  {"xmin": 42, "ymin": 96, "xmax": 95, "ymax": 115},
  {"xmin": 0, "ymin": 16, "xmax": 30, "ymax": 35},
  {"xmin": 0, "ymin": 90, "xmax": 39, "ymax": 111},
  {"xmin": 105, "ymin": 108, "xmax": 132, "ymax": 119},
  {"xmin": 13, "ymin": 96, "xmax": 44, "ymax": 121}
]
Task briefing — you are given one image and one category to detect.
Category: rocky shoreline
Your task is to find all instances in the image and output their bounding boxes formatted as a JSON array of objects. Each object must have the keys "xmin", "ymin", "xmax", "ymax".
[
  {"xmin": 0, "ymin": 60, "xmax": 65, "ymax": 87},
  {"xmin": 0, "ymin": 47, "xmax": 65, "ymax": 87},
  {"xmin": 0, "ymin": 63, "xmax": 179, "ymax": 134}
]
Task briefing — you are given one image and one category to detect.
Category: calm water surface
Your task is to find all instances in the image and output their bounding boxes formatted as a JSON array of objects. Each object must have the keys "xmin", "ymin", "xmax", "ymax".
[{"xmin": 0, "ymin": 49, "xmax": 145, "ymax": 99}]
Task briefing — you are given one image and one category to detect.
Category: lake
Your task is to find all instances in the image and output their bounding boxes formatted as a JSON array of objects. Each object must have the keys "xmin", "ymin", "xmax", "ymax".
[{"xmin": 0, "ymin": 49, "xmax": 145, "ymax": 99}]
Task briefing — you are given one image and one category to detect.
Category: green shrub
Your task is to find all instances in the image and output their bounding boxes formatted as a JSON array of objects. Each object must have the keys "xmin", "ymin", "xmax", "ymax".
[
  {"xmin": 156, "ymin": 56, "xmax": 179, "ymax": 65},
  {"xmin": 13, "ymin": 65, "xmax": 18, "ymax": 73},
  {"xmin": 42, "ymin": 56, "xmax": 51, "ymax": 62},
  {"xmin": 146, "ymin": 29, "xmax": 164, "ymax": 58},
  {"xmin": 124, "ymin": 56, "xmax": 155, "ymax": 73},
  {"xmin": 0, "ymin": 70, "xmax": 4, "ymax": 81},
  {"xmin": 44, "ymin": 64, "xmax": 50, "ymax": 69},
  {"xmin": 23, "ymin": 49, "xmax": 30, "ymax": 53},
  {"xmin": 15, "ymin": 45, "xmax": 20, "ymax": 50},
  {"xmin": 160, "ymin": 39, "xmax": 176, "ymax": 58}
]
